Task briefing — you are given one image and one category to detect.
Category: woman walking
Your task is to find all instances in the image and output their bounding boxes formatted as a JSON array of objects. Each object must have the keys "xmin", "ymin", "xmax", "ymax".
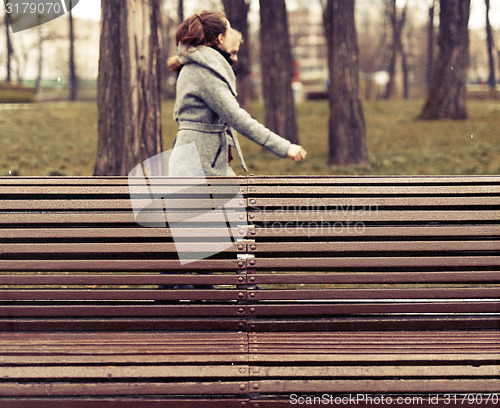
[{"xmin": 168, "ymin": 10, "xmax": 307, "ymax": 176}]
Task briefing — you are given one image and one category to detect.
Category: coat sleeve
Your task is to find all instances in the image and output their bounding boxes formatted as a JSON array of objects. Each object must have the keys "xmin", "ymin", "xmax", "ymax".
[{"xmin": 195, "ymin": 67, "xmax": 292, "ymax": 158}]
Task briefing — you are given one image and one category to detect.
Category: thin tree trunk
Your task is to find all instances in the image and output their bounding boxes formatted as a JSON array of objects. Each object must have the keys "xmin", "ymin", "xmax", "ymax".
[
  {"xmin": 5, "ymin": 13, "xmax": 13, "ymax": 83},
  {"xmin": 259, "ymin": 0, "xmax": 299, "ymax": 144},
  {"xmin": 418, "ymin": 0, "xmax": 470, "ymax": 120},
  {"xmin": 324, "ymin": 0, "xmax": 369, "ymax": 166},
  {"xmin": 385, "ymin": 0, "xmax": 407, "ymax": 99},
  {"xmin": 36, "ymin": 23, "xmax": 43, "ymax": 94},
  {"xmin": 94, "ymin": 0, "xmax": 163, "ymax": 176},
  {"xmin": 177, "ymin": 0, "xmax": 183, "ymax": 25},
  {"xmin": 221, "ymin": 0, "xmax": 252, "ymax": 112},
  {"xmin": 69, "ymin": 1, "xmax": 77, "ymax": 101},
  {"xmin": 402, "ymin": 47, "xmax": 409, "ymax": 99},
  {"xmin": 426, "ymin": 0, "xmax": 436, "ymax": 93},
  {"xmin": 485, "ymin": 0, "xmax": 496, "ymax": 94},
  {"xmin": 385, "ymin": 0, "xmax": 398, "ymax": 98}
]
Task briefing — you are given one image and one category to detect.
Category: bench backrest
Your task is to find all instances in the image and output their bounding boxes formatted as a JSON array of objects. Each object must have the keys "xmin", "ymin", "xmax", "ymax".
[{"xmin": 0, "ymin": 176, "xmax": 499, "ymax": 332}]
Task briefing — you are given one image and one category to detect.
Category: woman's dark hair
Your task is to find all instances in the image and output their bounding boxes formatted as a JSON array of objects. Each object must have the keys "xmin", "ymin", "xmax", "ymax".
[{"xmin": 175, "ymin": 10, "xmax": 227, "ymax": 47}]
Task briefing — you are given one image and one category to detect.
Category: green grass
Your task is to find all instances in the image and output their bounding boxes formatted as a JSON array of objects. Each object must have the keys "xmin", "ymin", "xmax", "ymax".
[
  {"xmin": 1, "ymin": 102, "xmax": 98, "ymax": 176},
  {"xmin": 1, "ymin": 98, "xmax": 499, "ymax": 176}
]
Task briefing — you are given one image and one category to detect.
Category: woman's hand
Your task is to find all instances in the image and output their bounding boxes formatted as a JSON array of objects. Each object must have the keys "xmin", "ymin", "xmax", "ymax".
[{"xmin": 287, "ymin": 144, "xmax": 307, "ymax": 162}]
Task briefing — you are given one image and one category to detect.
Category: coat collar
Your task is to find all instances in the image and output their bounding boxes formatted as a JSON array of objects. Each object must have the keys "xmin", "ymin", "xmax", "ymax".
[
  {"xmin": 210, "ymin": 45, "xmax": 234, "ymax": 67},
  {"xmin": 177, "ymin": 44, "xmax": 237, "ymax": 96}
]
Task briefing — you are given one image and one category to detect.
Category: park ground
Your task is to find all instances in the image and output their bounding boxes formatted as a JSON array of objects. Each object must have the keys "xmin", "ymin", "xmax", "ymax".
[{"xmin": 1, "ymin": 98, "xmax": 499, "ymax": 176}]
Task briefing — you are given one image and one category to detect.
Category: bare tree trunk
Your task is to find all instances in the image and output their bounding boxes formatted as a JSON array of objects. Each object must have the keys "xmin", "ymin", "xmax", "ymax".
[
  {"xmin": 385, "ymin": 0, "xmax": 407, "ymax": 99},
  {"xmin": 222, "ymin": 0, "xmax": 252, "ymax": 112},
  {"xmin": 418, "ymin": 0, "xmax": 470, "ymax": 120},
  {"xmin": 94, "ymin": 0, "xmax": 163, "ymax": 176},
  {"xmin": 5, "ymin": 13, "xmax": 13, "ymax": 83},
  {"xmin": 385, "ymin": 0, "xmax": 398, "ymax": 98},
  {"xmin": 36, "ymin": 23, "xmax": 43, "ymax": 94},
  {"xmin": 69, "ymin": 1, "xmax": 77, "ymax": 101},
  {"xmin": 402, "ymin": 46, "xmax": 410, "ymax": 99},
  {"xmin": 161, "ymin": 3, "xmax": 175, "ymax": 99},
  {"xmin": 426, "ymin": 0, "xmax": 436, "ymax": 93},
  {"xmin": 177, "ymin": 0, "xmax": 183, "ymax": 25},
  {"xmin": 259, "ymin": 0, "xmax": 299, "ymax": 144},
  {"xmin": 498, "ymin": 50, "xmax": 500, "ymax": 90},
  {"xmin": 485, "ymin": 0, "xmax": 496, "ymax": 95},
  {"xmin": 324, "ymin": 0, "xmax": 370, "ymax": 167}
]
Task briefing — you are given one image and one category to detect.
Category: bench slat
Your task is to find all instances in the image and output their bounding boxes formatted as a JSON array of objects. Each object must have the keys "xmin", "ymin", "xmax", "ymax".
[
  {"xmin": 0, "ymin": 398, "xmax": 243, "ymax": 408},
  {"xmin": 3, "ymin": 175, "xmax": 499, "ymax": 184},
  {"xmin": 248, "ymin": 256, "xmax": 500, "ymax": 269},
  {"xmin": 0, "ymin": 331, "xmax": 247, "ymax": 344},
  {"xmin": 250, "ymin": 224, "xmax": 500, "ymax": 238},
  {"xmin": 0, "ymin": 259, "xmax": 243, "ymax": 271},
  {"xmin": 0, "ymin": 273, "xmax": 242, "ymax": 285},
  {"xmin": 250, "ymin": 287, "xmax": 499, "ymax": 300},
  {"xmin": 2, "ymin": 271, "xmax": 497, "ymax": 285},
  {"xmin": 248, "ymin": 240, "xmax": 500, "ymax": 253},
  {"xmin": 2, "ymin": 364, "xmax": 498, "ymax": 381},
  {"xmin": 250, "ymin": 210, "xmax": 500, "ymax": 222},
  {"xmin": 1, "ymin": 199, "xmax": 137, "ymax": 210},
  {"xmin": 0, "ymin": 242, "xmax": 244, "ymax": 254},
  {"xmin": 0, "ymin": 182, "xmax": 246, "ymax": 195},
  {"xmin": 249, "ymin": 185, "xmax": 500, "ymax": 194},
  {"xmin": 1, "ymin": 199, "xmax": 243, "ymax": 211},
  {"xmin": 1, "ymin": 286, "xmax": 497, "ymax": 301},
  {"xmin": 0, "ymin": 289, "xmax": 244, "ymax": 301},
  {"xmin": 248, "ymin": 365, "xmax": 500, "ymax": 377},
  {"xmin": 0, "ymin": 305, "xmax": 247, "ymax": 317},
  {"xmin": 0, "ymin": 227, "xmax": 238, "ymax": 239},
  {"xmin": 3, "ymin": 196, "xmax": 500, "ymax": 210},
  {"xmin": 0, "ymin": 318, "xmax": 245, "ymax": 331},
  {"xmin": 0, "ymin": 365, "xmax": 249, "ymax": 379},
  {"xmin": 1, "ymin": 302, "xmax": 497, "ymax": 317},
  {"xmin": 252, "ymin": 271, "xmax": 500, "ymax": 283},
  {"xmin": 0, "ymin": 354, "xmax": 247, "ymax": 364},
  {"xmin": 250, "ymin": 317, "xmax": 499, "ymax": 331},
  {"xmin": 0, "ymin": 212, "xmax": 246, "ymax": 225},
  {"xmin": 0, "ymin": 383, "xmax": 249, "ymax": 397},
  {"xmin": 245, "ymin": 302, "xmax": 500, "ymax": 314},
  {"xmin": 254, "ymin": 379, "xmax": 500, "ymax": 393},
  {"xmin": 2, "ymin": 225, "xmax": 498, "ymax": 238},
  {"xmin": 247, "ymin": 175, "xmax": 500, "ymax": 184}
]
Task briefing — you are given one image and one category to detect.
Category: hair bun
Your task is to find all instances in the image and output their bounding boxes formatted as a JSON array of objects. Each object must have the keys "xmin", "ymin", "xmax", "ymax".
[{"xmin": 175, "ymin": 9, "xmax": 227, "ymax": 48}]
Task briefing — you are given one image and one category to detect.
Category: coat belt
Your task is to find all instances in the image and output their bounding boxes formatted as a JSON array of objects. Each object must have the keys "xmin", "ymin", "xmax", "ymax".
[
  {"xmin": 177, "ymin": 121, "xmax": 228, "ymax": 133},
  {"xmin": 176, "ymin": 121, "xmax": 248, "ymax": 172}
]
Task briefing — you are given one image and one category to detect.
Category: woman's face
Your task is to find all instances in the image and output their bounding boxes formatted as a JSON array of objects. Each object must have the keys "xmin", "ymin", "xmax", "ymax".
[{"xmin": 218, "ymin": 21, "xmax": 241, "ymax": 61}]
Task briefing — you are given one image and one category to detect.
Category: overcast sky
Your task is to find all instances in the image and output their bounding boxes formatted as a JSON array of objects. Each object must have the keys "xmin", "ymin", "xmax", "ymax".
[{"xmin": 72, "ymin": 0, "xmax": 499, "ymax": 30}]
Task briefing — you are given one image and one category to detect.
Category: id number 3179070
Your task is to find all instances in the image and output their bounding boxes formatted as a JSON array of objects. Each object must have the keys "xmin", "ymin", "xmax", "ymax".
[
  {"xmin": 5, "ymin": 1, "xmax": 66, "ymax": 14},
  {"xmin": 437, "ymin": 394, "xmax": 499, "ymax": 405}
]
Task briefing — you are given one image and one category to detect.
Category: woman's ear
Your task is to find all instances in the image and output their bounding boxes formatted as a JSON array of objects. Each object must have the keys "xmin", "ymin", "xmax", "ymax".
[{"xmin": 217, "ymin": 33, "xmax": 225, "ymax": 46}]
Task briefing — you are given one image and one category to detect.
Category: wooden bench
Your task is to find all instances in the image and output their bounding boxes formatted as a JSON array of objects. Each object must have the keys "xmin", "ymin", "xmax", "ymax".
[{"xmin": 0, "ymin": 176, "xmax": 499, "ymax": 407}]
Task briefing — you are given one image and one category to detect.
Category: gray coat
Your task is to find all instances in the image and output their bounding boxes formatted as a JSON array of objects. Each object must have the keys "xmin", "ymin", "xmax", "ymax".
[{"xmin": 168, "ymin": 45, "xmax": 291, "ymax": 176}]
